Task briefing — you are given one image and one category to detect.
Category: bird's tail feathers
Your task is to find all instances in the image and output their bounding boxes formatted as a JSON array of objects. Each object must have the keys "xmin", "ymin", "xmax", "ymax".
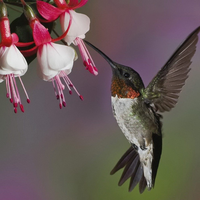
[
  {"xmin": 110, "ymin": 132, "xmax": 162, "ymax": 193},
  {"xmin": 110, "ymin": 147, "xmax": 147, "ymax": 193}
]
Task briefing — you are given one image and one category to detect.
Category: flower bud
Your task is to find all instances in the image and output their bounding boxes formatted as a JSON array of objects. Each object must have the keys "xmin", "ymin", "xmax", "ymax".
[
  {"xmin": 22, "ymin": 2, "xmax": 36, "ymax": 22},
  {"xmin": 0, "ymin": 1, "xmax": 7, "ymax": 18}
]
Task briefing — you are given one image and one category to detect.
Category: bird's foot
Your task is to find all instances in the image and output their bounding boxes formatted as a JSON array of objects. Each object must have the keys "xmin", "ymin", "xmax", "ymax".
[
  {"xmin": 131, "ymin": 143, "xmax": 138, "ymax": 151},
  {"xmin": 140, "ymin": 145, "xmax": 147, "ymax": 150}
]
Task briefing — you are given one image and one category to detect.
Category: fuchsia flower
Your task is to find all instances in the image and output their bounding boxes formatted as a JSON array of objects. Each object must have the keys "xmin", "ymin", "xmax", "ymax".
[
  {"xmin": 24, "ymin": 7, "xmax": 82, "ymax": 108},
  {"xmin": 0, "ymin": 0, "xmax": 96, "ymax": 112},
  {"xmin": 37, "ymin": 0, "xmax": 98, "ymax": 75},
  {"xmin": 0, "ymin": 4, "xmax": 29, "ymax": 113}
]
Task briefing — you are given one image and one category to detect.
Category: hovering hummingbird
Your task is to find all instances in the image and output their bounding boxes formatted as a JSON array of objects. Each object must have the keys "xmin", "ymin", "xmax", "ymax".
[{"xmin": 84, "ymin": 26, "xmax": 200, "ymax": 193}]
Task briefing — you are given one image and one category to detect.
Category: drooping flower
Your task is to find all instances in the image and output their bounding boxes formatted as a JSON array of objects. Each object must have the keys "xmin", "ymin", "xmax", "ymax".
[
  {"xmin": 59, "ymin": 8, "xmax": 90, "ymax": 45},
  {"xmin": 22, "ymin": 3, "xmax": 82, "ymax": 108},
  {"xmin": 37, "ymin": 40, "xmax": 83, "ymax": 108},
  {"xmin": 37, "ymin": 0, "xmax": 98, "ymax": 75},
  {"xmin": 0, "ymin": 1, "xmax": 29, "ymax": 113}
]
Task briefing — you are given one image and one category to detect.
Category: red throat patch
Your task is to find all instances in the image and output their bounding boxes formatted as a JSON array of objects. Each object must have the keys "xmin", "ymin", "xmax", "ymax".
[{"xmin": 111, "ymin": 78, "xmax": 140, "ymax": 99}]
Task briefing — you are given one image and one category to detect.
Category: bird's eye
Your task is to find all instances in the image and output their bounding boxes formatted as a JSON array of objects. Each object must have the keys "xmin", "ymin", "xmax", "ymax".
[{"xmin": 124, "ymin": 72, "xmax": 130, "ymax": 78}]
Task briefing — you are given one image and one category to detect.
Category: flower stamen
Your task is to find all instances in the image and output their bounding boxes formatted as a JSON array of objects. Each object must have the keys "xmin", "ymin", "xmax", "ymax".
[
  {"xmin": 74, "ymin": 37, "xmax": 98, "ymax": 76},
  {"xmin": 54, "ymin": 75, "xmax": 65, "ymax": 109},
  {"xmin": 61, "ymin": 71, "xmax": 83, "ymax": 100},
  {"xmin": 18, "ymin": 76, "xmax": 30, "ymax": 103},
  {"xmin": 51, "ymin": 71, "xmax": 83, "ymax": 108},
  {"xmin": 5, "ymin": 74, "xmax": 30, "ymax": 113}
]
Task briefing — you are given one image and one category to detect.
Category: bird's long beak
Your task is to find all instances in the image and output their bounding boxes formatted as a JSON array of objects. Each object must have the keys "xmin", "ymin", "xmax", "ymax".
[{"xmin": 84, "ymin": 40, "xmax": 117, "ymax": 70}]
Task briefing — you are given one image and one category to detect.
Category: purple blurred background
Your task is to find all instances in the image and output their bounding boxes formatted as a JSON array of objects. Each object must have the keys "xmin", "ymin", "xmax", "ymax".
[{"xmin": 1, "ymin": 0, "xmax": 200, "ymax": 199}]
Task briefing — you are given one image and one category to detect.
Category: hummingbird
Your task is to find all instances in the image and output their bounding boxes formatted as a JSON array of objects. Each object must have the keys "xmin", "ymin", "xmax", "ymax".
[{"xmin": 84, "ymin": 26, "xmax": 200, "ymax": 193}]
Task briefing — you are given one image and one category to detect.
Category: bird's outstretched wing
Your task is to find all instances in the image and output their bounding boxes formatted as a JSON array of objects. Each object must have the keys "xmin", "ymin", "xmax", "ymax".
[{"xmin": 144, "ymin": 27, "xmax": 200, "ymax": 112}]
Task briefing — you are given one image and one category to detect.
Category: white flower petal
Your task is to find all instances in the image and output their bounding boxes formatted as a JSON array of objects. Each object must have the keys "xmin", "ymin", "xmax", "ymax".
[
  {"xmin": 60, "ymin": 10, "xmax": 90, "ymax": 45},
  {"xmin": 37, "ymin": 45, "xmax": 59, "ymax": 80},
  {"xmin": 0, "ymin": 45, "xmax": 28, "ymax": 76},
  {"xmin": 37, "ymin": 42, "xmax": 75, "ymax": 81}
]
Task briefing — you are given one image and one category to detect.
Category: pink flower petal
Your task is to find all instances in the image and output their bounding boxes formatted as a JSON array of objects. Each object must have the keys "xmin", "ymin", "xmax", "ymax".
[
  {"xmin": 32, "ymin": 20, "xmax": 51, "ymax": 46},
  {"xmin": 37, "ymin": 1, "xmax": 63, "ymax": 21}
]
